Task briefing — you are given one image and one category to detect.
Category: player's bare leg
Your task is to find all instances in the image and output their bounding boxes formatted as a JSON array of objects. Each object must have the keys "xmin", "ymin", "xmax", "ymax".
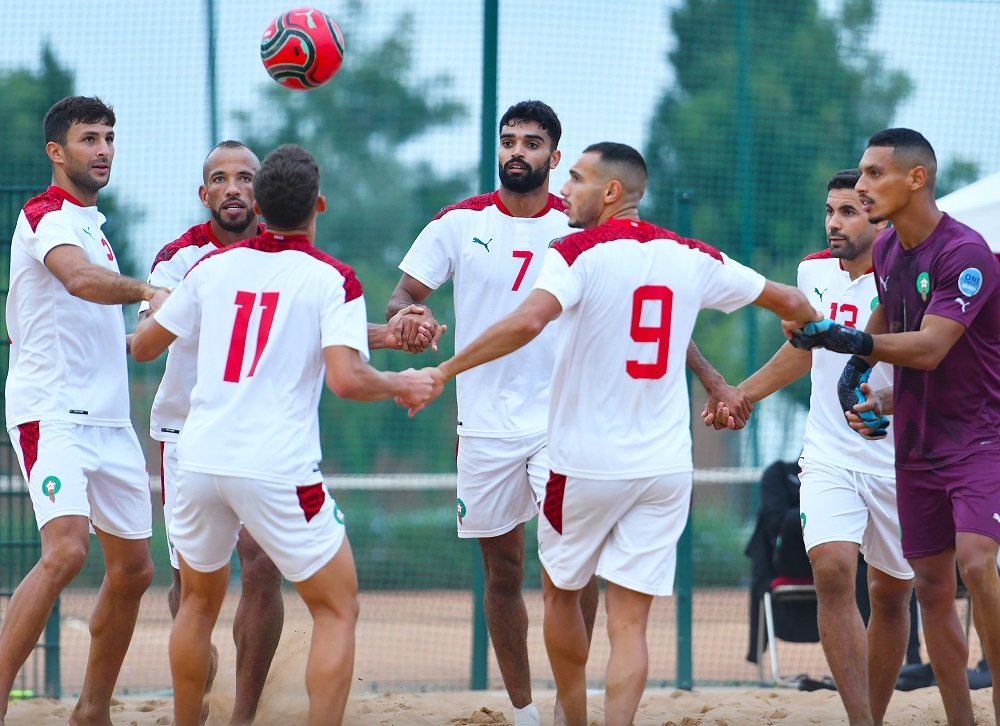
[
  {"xmin": 811, "ymin": 542, "xmax": 873, "ymax": 725},
  {"xmin": 171, "ymin": 559, "xmax": 229, "ymax": 726},
  {"xmin": 230, "ymin": 527, "xmax": 284, "ymax": 726},
  {"xmin": 167, "ymin": 564, "xmax": 219, "ymax": 722},
  {"xmin": 603, "ymin": 582, "xmax": 652, "ymax": 726},
  {"xmin": 541, "ymin": 569, "xmax": 588, "ymax": 726},
  {"xmin": 479, "ymin": 525, "xmax": 532, "ymax": 709},
  {"xmin": 291, "ymin": 538, "xmax": 358, "ymax": 726},
  {"xmin": 71, "ymin": 528, "xmax": 154, "ymax": 726},
  {"xmin": 865, "ymin": 566, "xmax": 911, "ymax": 724},
  {"xmin": 553, "ymin": 576, "xmax": 599, "ymax": 726},
  {"xmin": 910, "ymin": 549, "xmax": 974, "ymax": 725},
  {"xmin": 0, "ymin": 517, "xmax": 90, "ymax": 724},
  {"xmin": 955, "ymin": 531, "xmax": 1000, "ymax": 722}
]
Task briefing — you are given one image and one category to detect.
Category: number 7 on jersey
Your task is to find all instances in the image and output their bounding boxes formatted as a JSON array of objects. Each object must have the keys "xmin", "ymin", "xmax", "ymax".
[{"xmin": 224, "ymin": 290, "xmax": 280, "ymax": 383}]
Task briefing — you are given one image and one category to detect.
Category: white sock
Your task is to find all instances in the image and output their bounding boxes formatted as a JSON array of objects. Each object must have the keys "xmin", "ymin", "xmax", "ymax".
[{"xmin": 513, "ymin": 703, "xmax": 540, "ymax": 726}]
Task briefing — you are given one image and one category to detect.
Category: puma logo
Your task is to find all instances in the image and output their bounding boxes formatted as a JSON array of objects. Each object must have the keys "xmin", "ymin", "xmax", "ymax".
[
  {"xmin": 879, "ymin": 275, "xmax": 889, "ymax": 291},
  {"xmin": 473, "ymin": 237, "xmax": 492, "ymax": 252},
  {"xmin": 814, "ymin": 287, "xmax": 827, "ymax": 302},
  {"xmin": 993, "ymin": 513, "xmax": 1000, "ymax": 525},
  {"xmin": 955, "ymin": 297, "xmax": 970, "ymax": 313}
]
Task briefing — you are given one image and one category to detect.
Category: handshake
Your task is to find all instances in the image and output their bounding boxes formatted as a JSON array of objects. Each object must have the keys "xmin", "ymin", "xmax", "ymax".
[{"xmin": 786, "ymin": 318, "xmax": 889, "ymax": 440}]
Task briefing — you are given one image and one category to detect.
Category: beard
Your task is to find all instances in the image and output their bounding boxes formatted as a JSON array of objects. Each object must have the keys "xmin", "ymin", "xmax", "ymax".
[
  {"xmin": 65, "ymin": 164, "xmax": 109, "ymax": 195},
  {"xmin": 211, "ymin": 206, "xmax": 257, "ymax": 234},
  {"xmin": 498, "ymin": 160, "xmax": 548, "ymax": 194}
]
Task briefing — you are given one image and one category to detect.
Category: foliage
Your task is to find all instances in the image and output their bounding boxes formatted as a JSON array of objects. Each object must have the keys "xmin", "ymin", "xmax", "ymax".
[
  {"xmin": 645, "ymin": 0, "xmax": 912, "ymax": 388},
  {"xmin": 0, "ymin": 45, "xmax": 141, "ymax": 276},
  {"xmin": 235, "ymin": 1, "xmax": 473, "ymax": 473}
]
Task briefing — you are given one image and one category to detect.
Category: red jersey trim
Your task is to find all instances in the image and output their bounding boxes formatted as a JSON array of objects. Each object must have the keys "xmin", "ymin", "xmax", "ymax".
[
  {"xmin": 801, "ymin": 247, "xmax": 874, "ymax": 274},
  {"xmin": 553, "ymin": 217, "xmax": 724, "ymax": 267},
  {"xmin": 150, "ymin": 222, "xmax": 265, "ymax": 274},
  {"xmin": 186, "ymin": 231, "xmax": 364, "ymax": 302},
  {"xmin": 22, "ymin": 186, "xmax": 87, "ymax": 232},
  {"xmin": 431, "ymin": 191, "xmax": 564, "ymax": 221}
]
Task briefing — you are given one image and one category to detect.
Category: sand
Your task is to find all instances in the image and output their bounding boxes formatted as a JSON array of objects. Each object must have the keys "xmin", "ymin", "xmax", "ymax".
[{"xmin": 4, "ymin": 685, "xmax": 996, "ymax": 725}]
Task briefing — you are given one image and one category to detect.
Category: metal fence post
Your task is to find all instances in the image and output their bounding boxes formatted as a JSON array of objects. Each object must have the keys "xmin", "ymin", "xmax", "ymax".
[
  {"xmin": 675, "ymin": 189, "xmax": 694, "ymax": 690},
  {"xmin": 470, "ymin": 0, "xmax": 499, "ymax": 692}
]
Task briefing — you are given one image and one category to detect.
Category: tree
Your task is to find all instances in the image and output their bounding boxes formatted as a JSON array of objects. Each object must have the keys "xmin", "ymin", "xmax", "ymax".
[
  {"xmin": 0, "ymin": 44, "xmax": 142, "ymax": 277},
  {"xmin": 644, "ymin": 0, "xmax": 912, "ymax": 388},
  {"xmin": 235, "ymin": 2, "xmax": 473, "ymax": 474}
]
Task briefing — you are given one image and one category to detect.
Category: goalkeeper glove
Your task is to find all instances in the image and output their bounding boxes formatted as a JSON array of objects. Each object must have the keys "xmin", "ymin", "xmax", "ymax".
[
  {"xmin": 837, "ymin": 355, "xmax": 890, "ymax": 440},
  {"xmin": 791, "ymin": 318, "xmax": 874, "ymax": 355}
]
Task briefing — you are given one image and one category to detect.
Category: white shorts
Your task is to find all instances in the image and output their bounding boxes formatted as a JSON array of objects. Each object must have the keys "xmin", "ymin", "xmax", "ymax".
[
  {"xmin": 799, "ymin": 458, "xmax": 913, "ymax": 579},
  {"xmin": 8, "ymin": 421, "xmax": 152, "ymax": 538},
  {"xmin": 455, "ymin": 431, "xmax": 548, "ymax": 538},
  {"xmin": 538, "ymin": 471, "xmax": 691, "ymax": 596},
  {"xmin": 170, "ymin": 470, "xmax": 345, "ymax": 583},
  {"xmin": 158, "ymin": 441, "xmax": 181, "ymax": 569}
]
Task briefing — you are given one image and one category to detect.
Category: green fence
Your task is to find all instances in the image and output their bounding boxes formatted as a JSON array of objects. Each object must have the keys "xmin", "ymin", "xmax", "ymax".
[{"xmin": 2, "ymin": 0, "xmax": 999, "ymax": 698}]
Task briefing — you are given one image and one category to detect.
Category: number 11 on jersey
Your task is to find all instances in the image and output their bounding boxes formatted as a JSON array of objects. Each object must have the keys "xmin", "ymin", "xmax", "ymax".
[{"xmin": 224, "ymin": 290, "xmax": 281, "ymax": 383}]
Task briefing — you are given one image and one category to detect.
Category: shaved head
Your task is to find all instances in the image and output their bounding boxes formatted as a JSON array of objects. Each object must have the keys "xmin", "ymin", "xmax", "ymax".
[
  {"xmin": 203, "ymin": 140, "xmax": 259, "ymax": 182},
  {"xmin": 866, "ymin": 128, "xmax": 937, "ymax": 188},
  {"xmin": 583, "ymin": 142, "xmax": 647, "ymax": 201}
]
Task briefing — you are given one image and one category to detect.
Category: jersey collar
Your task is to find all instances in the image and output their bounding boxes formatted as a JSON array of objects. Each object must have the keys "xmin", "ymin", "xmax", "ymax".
[
  {"xmin": 493, "ymin": 190, "xmax": 556, "ymax": 218},
  {"xmin": 47, "ymin": 185, "xmax": 88, "ymax": 208}
]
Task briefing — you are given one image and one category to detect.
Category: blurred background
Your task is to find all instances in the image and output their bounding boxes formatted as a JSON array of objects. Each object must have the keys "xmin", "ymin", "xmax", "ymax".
[{"xmin": 1, "ymin": 0, "xmax": 997, "ymax": 698}]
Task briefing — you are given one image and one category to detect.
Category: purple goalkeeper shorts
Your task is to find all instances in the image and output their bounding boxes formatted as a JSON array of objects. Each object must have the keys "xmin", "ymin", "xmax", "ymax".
[{"xmin": 896, "ymin": 450, "xmax": 1000, "ymax": 559}]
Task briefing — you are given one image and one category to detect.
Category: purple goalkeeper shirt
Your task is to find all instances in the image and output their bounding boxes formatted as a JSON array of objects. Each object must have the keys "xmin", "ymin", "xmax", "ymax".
[{"xmin": 872, "ymin": 213, "xmax": 1000, "ymax": 470}]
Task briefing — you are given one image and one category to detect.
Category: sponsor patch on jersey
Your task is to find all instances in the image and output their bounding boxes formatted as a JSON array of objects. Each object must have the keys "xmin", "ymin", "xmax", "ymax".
[{"xmin": 958, "ymin": 267, "xmax": 983, "ymax": 297}]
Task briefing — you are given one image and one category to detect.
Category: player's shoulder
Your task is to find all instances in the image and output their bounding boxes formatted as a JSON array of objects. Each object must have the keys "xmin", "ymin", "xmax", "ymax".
[
  {"xmin": 150, "ymin": 222, "xmax": 216, "ymax": 273},
  {"xmin": 430, "ymin": 192, "xmax": 499, "ymax": 222},
  {"xmin": 551, "ymin": 219, "xmax": 722, "ymax": 267},
  {"xmin": 288, "ymin": 245, "xmax": 364, "ymax": 301},
  {"xmin": 21, "ymin": 186, "xmax": 77, "ymax": 233}
]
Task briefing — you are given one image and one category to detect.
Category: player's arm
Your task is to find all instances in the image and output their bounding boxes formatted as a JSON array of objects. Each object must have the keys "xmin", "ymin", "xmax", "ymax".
[
  {"xmin": 687, "ymin": 341, "xmax": 753, "ymax": 431},
  {"xmin": 439, "ymin": 289, "xmax": 561, "ymax": 381},
  {"xmin": 130, "ymin": 313, "xmax": 178, "ymax": 362},
  {"xmin": 867, "ymin": 314, "xmax": 966, "ymax": 369},
  {"xmin": 385, "ymin": 274, "xmax": 442, "ymax": 353},
  {"xmin": 323, "ymin": 346, "xmax": 435, "ymax": 404},
  {"xmin": 752, "ymin": 280, "xmax": 821, "ymax": 324},
  {"xmin": 44, "ymin": 244, "xmax": 168, "ymax": 308},
  {"xmin": 738, "ymin": 343, "xmax": 811, "ymax": 403}
]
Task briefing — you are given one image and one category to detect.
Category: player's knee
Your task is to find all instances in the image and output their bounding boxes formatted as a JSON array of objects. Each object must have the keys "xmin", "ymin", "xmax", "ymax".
[
  {"xmin": 956, "ymin": 549, "xmax": 999, "ymax": 593},
  {"xmin": 809, "ymin": 553, "xmax": 854, "ymax": 594},
  {"xmin": 240, "ymin": 550, "xmax": 282, "ymax": 592},
  {"xmin": 106, "ymin": 552, "xmax": 154, "ymax": 597},
  {"xmin": 39, "ymin": 539, "xmax": 89, "ymax": 584},
  {"xmin": 868, "ymin": 574, "xmax": 912, "ymax": 612}
]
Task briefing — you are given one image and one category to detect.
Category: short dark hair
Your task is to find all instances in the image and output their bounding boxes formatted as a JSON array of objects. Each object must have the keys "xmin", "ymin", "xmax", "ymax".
[
  {"xmin": 827, "ymin": 168, "xmax": 861, "ymax": 191},
  {"xmin": 211, "ymin": 139, "xmax": 252, "ymax": 154},
  {"xmin": 253, "ymin": 144, "xmax": 319, "ymax": 230},
  {"xmin": 582, "ymin": 142, "xmax": 648, "ymax": 180},
  {"xmin": 867, "ymin": 128, "xmax": 937, "ymax": 167},
  {"xmin": 499, "ymin": 100, "xmax": 562, "ymax": 149},
  {"xmin": 43, "ymin": 96, "xmax": 115, "ymax": 145}
]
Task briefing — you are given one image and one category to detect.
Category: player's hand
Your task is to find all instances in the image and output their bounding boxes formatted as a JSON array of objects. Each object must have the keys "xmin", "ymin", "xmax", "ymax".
[
  {"xmin": 701, "ymin": 390, "xmax": 752, "ymax": 431},
  {"xmin": 838, "ymin": 355, "xmax": 889, "ymax": 440},
  {"xmin": 844, "ymin": 380, "xmax": 891, "ymax": 440},
  {"xmin": 395, "ymin": 366, "xmax": 446, "ymax": 416},
  {"xmin": 789, "ymin": 318, "xmax": 874, "ymax": 355},
  {"xmin": 147, "ymin": 286, "xmax": 171, "ymax": 313},
  {"xmin": 387, "ymin": 305, "xmax": 443, "ymax": 353}
]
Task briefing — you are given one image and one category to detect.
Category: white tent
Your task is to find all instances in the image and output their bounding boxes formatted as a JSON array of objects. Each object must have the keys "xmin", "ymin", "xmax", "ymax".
[{"xmin": 937, "ymin": 170, "xmax": 1000, "ymax": 252}]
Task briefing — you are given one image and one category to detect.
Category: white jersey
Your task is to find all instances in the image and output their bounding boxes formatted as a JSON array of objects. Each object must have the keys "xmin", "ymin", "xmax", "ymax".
[
  {"xmin": 142, "ymin": 221, "xmax": 263, "ymax": 442},
  {"xmin": 400, "ymin": 191, "xmax": 571, "ymax": 438},
  {"xmin": 153, "ymin": 232, "xmax": 369, "ymax": 485},
  {"xmin": 797, "ymin": 250, "xmax": 895, "ymax": 475},
  {"xmin": 6, "ymin": 186, "xmax": 131, "ymax": 428},
  {"xmin": 534, "ymin": 218, "xmax": 766, "ymax": 479}
]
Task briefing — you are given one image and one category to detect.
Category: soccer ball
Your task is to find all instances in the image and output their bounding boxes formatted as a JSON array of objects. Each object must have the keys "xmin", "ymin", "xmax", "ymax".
[{"xmin": 260, "ymin": 8, "xmax": 345, "ymax": 91}]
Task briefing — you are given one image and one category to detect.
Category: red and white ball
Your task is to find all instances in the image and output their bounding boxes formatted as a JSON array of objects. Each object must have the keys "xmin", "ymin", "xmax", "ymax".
[{"xmin": 261, "ymin": 8, "xmax": 345, "ymax": 90}]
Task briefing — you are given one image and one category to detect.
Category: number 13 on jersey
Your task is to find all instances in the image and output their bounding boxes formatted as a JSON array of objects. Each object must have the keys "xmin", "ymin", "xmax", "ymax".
[{"xmin": 224, "ymin": 290, "xmax": 281, "ymax": 383}]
